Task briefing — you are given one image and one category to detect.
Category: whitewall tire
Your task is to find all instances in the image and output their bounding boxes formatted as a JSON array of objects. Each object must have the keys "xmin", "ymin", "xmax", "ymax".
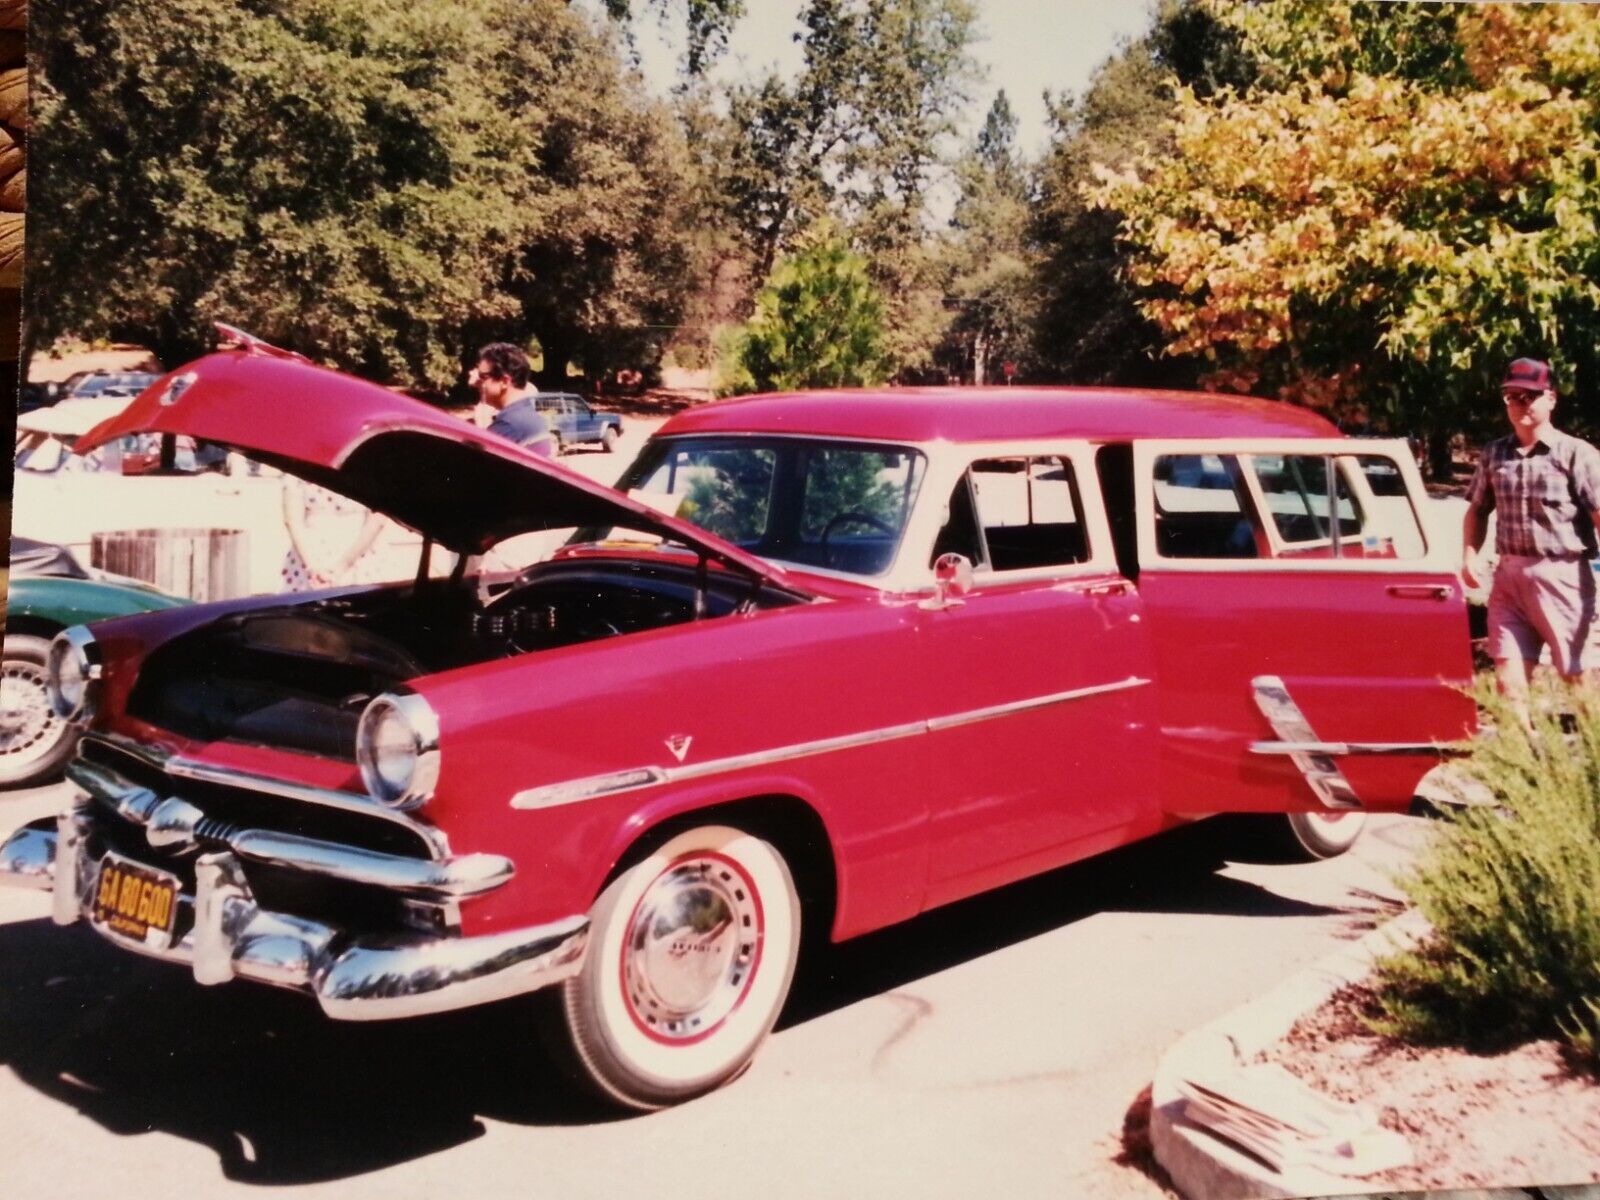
[
  {"xmin": 559, "ymin": 824, "xmax": 801, "ymax": 1109},
  {"xmin": 1284, "ymin": 810, "xmax": 1367, "ymax": 860}
]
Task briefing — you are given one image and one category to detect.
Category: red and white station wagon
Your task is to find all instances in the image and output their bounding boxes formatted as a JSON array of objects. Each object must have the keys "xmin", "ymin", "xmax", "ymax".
[{"xmin": 0, "ymin": 336, "xmax": 1475, "ymax": 1108}]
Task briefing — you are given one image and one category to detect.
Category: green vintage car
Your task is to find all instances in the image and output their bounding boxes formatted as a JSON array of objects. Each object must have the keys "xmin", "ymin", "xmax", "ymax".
[{"xmin": 2, "ymin": 537, "xmax": 190, "ymax": 787}]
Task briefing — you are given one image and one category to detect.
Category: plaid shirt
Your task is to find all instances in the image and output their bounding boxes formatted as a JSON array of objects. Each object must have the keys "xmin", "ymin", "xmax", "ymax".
[{"xmin": 1465, "ymin": 428, "xmax": 1600, "ymax": 558}]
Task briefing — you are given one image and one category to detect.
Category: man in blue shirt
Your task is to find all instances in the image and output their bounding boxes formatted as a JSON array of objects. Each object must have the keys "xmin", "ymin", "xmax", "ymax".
[{"xmin": 471, "ymin": 342, "xmax": 555, "ymax": 457}]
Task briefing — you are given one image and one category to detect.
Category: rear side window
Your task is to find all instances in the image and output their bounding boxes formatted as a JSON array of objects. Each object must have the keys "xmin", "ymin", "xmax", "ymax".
[
  {"xmin": 1252, "ymin": 453, "xmax": 1362, "ymax": 546},
  {"xmin": 1151, "ymin": 451, "xmax": 1427, "ymax": 562},
  {"xmin": 1152, "ymin": 454, "xmax": 1260, "ymax": 559}
]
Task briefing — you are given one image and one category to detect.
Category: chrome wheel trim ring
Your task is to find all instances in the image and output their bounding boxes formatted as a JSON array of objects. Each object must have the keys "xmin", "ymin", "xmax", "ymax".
[
  {"xmin": 0, "ymin": 659, "xmax": 65, "ymax": 768},
  {"xmin": 620, "ymin": 850, "xmax": 763, "ymax": 1046}
]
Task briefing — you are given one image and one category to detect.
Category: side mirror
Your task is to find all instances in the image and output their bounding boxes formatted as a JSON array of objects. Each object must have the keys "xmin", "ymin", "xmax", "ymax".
[{"xmin": 921, "ymin": 553, "xmax": 974, "ymax": 610}]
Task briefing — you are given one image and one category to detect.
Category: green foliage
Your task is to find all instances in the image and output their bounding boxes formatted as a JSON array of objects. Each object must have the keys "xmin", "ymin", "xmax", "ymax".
[
  {"xmin": 795, "ymin": 448, "xmax": 906, "ymax": 537},
  {"xmin": 717, "ymin": 227, "xmax": 891, "ymax": 396},
  {"xmin": 1029, "ymin": 0, "xmax": 1252, "ymax": 386},
  {"xmin": 600, "ymin": 0, "xmax": 745, "ymax": 77},
  {"xmin": 935, "ymin": 90, "xmax": 1035, "ymax": 384},
  {"xmin": 1092, "ymin": 3, "xmax": 1600, "ymax": 455},
  {"xmin": 680, "ymin": 452, "xmax": 773, "ymax": 543},
  {"xmin": 707, "ymin": 0, "xmax": 978, "ymax": 375},
  {"xmin": 30, "ymin": 0, "xmax": 702, "ymax": 390},
  {"xmin": 1368, "ymin": 682, "xmax": 1600, "ymax": 1066}
]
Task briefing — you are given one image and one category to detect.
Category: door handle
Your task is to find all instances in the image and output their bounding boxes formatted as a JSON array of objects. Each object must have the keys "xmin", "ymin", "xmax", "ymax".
[
  {"xmin": 1386, "ymin": 584, "xmax": 1453, "ymax": 601},
  {"xmin": 1082, "ymin": 580, "xmax": 1131, "ymax": 598}
]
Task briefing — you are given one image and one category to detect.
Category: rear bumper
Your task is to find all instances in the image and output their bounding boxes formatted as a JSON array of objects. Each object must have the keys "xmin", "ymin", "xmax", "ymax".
[{"xmin": 0, "ymin": 808, "xmax": 588, "ymax": 1021}]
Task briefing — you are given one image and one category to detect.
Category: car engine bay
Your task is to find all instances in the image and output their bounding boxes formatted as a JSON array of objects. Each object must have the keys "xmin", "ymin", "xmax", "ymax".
[{"xmin": 126, "ymin": 559, "xmax": 798, "ymax": 759}]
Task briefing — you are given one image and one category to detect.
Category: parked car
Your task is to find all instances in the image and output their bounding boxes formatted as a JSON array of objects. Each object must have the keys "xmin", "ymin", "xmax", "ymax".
[
  {"xmin": 14, "ymin": 399, "xmax": 309, "ymax": 597},
  {"xmin": 0, "ymin": 340, "xmax": 1475, "ymax": 1110},
  {"xmin": 533, "ymin": 392, "xmax": 623, "ymax": 453},
  {"xmin": 1, "ymin": 538, "xmax": 190, "ymax": 787},
  {"xmin": 64, "ymin": 370, "xmax": 163, "ymax": 402}
]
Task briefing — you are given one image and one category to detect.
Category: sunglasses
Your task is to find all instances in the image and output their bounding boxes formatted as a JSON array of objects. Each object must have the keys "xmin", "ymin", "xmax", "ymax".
[{"xmin": 1502, "ymin": 391, "xmax": 1543, "ymax": 407}]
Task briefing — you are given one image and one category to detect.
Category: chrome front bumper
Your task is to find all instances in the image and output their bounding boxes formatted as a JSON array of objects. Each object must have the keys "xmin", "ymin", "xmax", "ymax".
[{"xmin": 0, "ymin": 805, "xmax": 588, "ymax": 1021}]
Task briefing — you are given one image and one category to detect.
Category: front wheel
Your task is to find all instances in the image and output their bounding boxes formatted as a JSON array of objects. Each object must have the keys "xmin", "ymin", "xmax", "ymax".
[
  {"xmin": 601, "ymin": 424, "xmax": 620, "ymax": 452},
  {"xmin": 557, "ymin": 825, "xmax": 800, "ymax": 1110},
  {"xmin": 0, "ymin": 634, "xmax": 79, "ymax": 788},
  {"xmin": 1283, "ymin": 810, "xmax": 1367, "ymax": 860}
]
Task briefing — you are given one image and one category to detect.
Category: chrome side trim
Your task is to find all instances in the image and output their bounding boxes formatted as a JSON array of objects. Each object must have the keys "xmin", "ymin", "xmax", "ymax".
[
  {"xmin": 1249, "ymin": 740, "xmax": 1447, "ymax": 757},
  {"xmin": 66, "ymin": 756, "xmax": 508, "ymax": 900},
  {"xmin": 81, "ymin": 735, "xmax": 451, "ymax": 859},
  {"xmin": 1249, "ymin": 675, "xmax": 1362, "ymax": 810},
  {"xmin": 511, "ymin": 676, "xmax": 1152, "ymax": 811}
]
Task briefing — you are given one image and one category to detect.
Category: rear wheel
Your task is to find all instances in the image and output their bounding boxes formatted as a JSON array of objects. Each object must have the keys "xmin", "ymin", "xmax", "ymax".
[
  {"xmin": 556, "ymin": 824, "xmax": 800, "ymax": 1109},
  {"xmin": 1282, "ymin": 810, "xmax": 1367, "ymax": 860},
  {"xmin": 0, "ymin": 634, "xmax": 78, "ymax": 788}
]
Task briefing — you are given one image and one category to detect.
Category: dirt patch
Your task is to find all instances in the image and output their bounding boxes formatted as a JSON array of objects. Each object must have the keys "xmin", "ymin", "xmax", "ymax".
[
  {"xmin": 596, "ymin": 387, "xmax": 710, "ymax": 417},
  {"xmin": 1257, "ymin": 984, "xmax": 1600, "ymax": 1192},
  {"xmin": 1115, "ymin": 1084, "xmax": 1181, "ymax": 1197}
]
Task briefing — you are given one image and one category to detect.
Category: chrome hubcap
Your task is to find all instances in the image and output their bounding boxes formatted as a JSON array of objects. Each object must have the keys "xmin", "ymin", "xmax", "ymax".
[
  {"xmin": 0, "ymin": 660, "xmax": 62, "ymax": 766},
  {"xmin": 622, "ymin": 855, "xmax": 761, "ymax": 1042}
]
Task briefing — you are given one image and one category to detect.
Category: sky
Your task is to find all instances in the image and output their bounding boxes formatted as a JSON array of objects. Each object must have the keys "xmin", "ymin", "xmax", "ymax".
[{"xmin": 626, "ymin": 0, "xmax": 1161, "ymax": 159}]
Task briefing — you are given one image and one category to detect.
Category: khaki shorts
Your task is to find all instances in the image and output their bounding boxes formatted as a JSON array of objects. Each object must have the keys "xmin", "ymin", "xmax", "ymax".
[{"xmin": 1488, "ymin": 554, "xmax": 1598, "ymax": 675}]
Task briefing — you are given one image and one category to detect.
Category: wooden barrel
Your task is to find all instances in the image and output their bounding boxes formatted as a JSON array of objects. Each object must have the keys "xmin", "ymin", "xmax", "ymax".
[{"xmin": 91, "ymin": 528, "xmax": 248, "ymax": 602}]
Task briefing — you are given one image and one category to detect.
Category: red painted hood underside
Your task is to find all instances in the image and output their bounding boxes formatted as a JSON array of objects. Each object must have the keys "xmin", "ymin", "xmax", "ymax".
[{"xmin": 78, "ymin": 350, "xmax": 804, "ymax": 591}]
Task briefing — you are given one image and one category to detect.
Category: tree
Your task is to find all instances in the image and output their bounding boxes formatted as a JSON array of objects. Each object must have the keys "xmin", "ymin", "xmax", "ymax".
[
  {"xmin": 1091, "ymin": 2, "xmax": 1600, "ymax": 469},
  {"xmin": 708, "ymin": 0, "xmax": 978, "ymax": 375},
  {"xmin": 1029, "ymin": 0, "xmax": 1252, "ymax": 386},
  {"xmin": 30, "ymin": 0, "xmax": 702, "ymax": 391},
  {"xmin": 937, "ymin": 90, "xmax": 1034, "ymax": 384},
  {"xmin": 599, "ymin": 0, "xmax": 745, "ymax": 78},
  {"xmin": 472, "ymin": 1, "xmax": 705, "ymax": 389},
  {"xmin": 717, "ymin": 225, "xmax": 890, "ymax": 395}
]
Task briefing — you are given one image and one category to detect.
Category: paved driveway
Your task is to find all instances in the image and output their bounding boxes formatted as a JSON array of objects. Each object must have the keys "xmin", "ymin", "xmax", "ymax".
[{"xmin": 0, "ymin": 781, "xmax": 1427, "ymax": 1200}]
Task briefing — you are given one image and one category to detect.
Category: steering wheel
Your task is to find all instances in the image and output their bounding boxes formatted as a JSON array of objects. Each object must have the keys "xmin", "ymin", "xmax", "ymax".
[{"xmin": 819, "ymin": 510, "xmax": 894, "ymax": 568}]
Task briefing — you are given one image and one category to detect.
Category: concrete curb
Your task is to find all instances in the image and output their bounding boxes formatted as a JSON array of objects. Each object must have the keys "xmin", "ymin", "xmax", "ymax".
[{"xmin": 1149, "ymin": 908, "xmax": 1436, "ymax": 1199}]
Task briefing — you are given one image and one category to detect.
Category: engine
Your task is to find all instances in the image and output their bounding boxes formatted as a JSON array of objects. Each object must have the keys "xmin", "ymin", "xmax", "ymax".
[{"xmin": 124, "ymin": 559, "xmax": 795, "ymax": 759}]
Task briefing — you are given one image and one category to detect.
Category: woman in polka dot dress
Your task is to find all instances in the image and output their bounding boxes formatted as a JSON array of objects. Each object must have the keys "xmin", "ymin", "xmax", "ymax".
[{"xmin": 280, "ymin": 476, "xmax": 387, "ymax": 591}]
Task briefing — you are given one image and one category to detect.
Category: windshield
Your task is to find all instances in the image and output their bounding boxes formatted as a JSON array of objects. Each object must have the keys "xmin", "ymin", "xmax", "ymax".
[{"xmin": 577, "ymin": 436, "xmax": 926, "ymax": 577}]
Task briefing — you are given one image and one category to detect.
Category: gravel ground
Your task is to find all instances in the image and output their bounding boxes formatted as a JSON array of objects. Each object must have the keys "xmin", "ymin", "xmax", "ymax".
[{"xmin": 1260, "ymin": 983, "xmax": 1600, "ymax": 1194}]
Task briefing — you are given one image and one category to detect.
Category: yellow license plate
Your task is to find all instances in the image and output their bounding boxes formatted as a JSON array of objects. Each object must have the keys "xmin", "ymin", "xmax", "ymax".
[{"xmin": 93, "ymin": 855, "xmax": 180, "ymax": 947}]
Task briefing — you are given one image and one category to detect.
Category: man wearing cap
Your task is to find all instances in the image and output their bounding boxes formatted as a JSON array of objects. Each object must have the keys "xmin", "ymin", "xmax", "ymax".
[{"xmin": 1463, "ymin": 357, "xmax": 1600, "ymax": 721}]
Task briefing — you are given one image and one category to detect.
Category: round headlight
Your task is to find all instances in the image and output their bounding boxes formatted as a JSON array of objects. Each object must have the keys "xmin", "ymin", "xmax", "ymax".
[
  {"xmin": 356, "ymin": 693, "xmax": 440, "ymax": 810},
  {"xmin": 47, "ymin": 627, "xmax": 101, "ymax": 721}
]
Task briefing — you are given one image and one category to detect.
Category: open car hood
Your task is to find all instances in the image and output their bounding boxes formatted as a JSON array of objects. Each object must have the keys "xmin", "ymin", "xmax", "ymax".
[{"xmin": 76, "ymin": 349, "xmax": 805, "ymax": 592}]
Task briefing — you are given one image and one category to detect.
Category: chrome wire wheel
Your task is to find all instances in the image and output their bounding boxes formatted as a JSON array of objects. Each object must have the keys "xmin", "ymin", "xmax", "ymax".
[
  {"xmin": 0, "ymin": 635, "xmax": 77, "ymax": 787},
  {"xmin": 559, "ymin": 825, "xmax": 800, "ymax": 1109}
]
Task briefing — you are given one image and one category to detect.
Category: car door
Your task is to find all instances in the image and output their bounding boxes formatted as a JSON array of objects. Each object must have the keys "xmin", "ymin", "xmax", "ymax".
[
  {"xmin": 571, "ymin": 397, "xmax": 601, "ymax": 442},
  {"xmin": 912, "ymin": 444, "xmax": 1158, "ymax": 908},
  {"xmin": 1133, "ymin": 437, "xmax": 1475, "ymax": 816}
]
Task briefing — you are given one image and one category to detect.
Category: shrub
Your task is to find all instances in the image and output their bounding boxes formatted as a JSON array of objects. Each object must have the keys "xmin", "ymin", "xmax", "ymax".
[
  {"xmin": 714, "ymin": 225, "xmax": 891, "ymax": 398},
  {"xmin": 1369, "ymin": 681, "xmax": 1600, "ymax": 1066}
]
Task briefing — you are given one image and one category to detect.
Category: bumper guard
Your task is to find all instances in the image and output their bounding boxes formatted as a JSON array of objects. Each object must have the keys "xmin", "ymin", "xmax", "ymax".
[{"xmin": 0, "ymin": 804, "xmax": 588, "ymax": 1021}]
